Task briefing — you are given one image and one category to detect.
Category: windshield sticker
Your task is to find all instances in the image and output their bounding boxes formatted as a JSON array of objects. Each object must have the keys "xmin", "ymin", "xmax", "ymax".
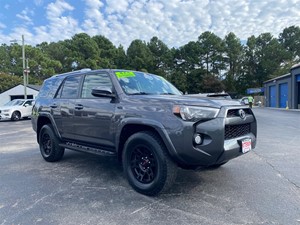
[
  {"xmin": 143, "ymin": 73, "xmax": 153, "ymax": 80},
  {"xmin": 116, "ymin": 71, "xmax": 136, "ymax": 79}
]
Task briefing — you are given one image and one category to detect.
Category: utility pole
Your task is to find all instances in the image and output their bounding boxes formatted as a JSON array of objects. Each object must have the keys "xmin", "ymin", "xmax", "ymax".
[
  {"xmin": 26, "ymin": 58, "xmax": 29, "ymax": 87},
  {"xmin": 22, "ymin": 35, "xmax": 27, "ymax": 99}
]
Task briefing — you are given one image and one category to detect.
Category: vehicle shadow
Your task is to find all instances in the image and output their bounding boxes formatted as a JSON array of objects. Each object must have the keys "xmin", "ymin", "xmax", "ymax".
[
  {"xmin": 0, "ymin": 118, "xmax": 31, "ymax": 122},
  {"xmin": 58, "ymin": 150, "xmax": 229, "ymax": 197}
]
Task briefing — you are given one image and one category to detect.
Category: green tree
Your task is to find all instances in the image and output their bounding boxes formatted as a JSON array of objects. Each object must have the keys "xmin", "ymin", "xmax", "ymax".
[
  {"xmin": 37, "ymin": 41, "xmax": 73, "ymax": 73},
  {"xmin": 241, "ymin": 35, "xmax": 257, "ymax": 90},
  {"xmin": 93, "ymin": 35, "xmax": 119, "ymax": 68},
  {"xmin": 2, "ymin": 27, "xmax": 300, "ymax": 96},
  {"xmin": 25, "ymin": 45, "xmax": 62, "ymax": 80},
  {"xmin": 0, "ymin": 44, "xmax": 12, "ymax": 74},
  {"xmin": 114, "ymin": 45, "xmax": 128, "ymax": 69},
  {"xmin": 172, "ymin": 42, "xmax": 201, "ymax": 93},
  {"xmin": 67, "ymin": 33, "xmax": 100, "ymax": 69},
  {"xmin": 147, "ymin": 37, "xmax": 173, "ymax": 76},
  {"xmin": 202, "ymin": 74, "xmax": 224, "ymax": 93},
  {"xmin": 255, "ymin": 33, "xmax": 290, "ymax": 84},
  {"xmin": 223, "ymin": 32, "xmax": 243, "ymax": 92},
  {"xmin": 197, "ymin": 31, "xmax": 225, "ymax": 77},
  {"xmin": 0, "ymin": 73, "xmax": 22, "ymax": 93},
  {"xmin": 279, "ymin": 26, "xmax": 300, "ymax": 61},
  {"xmin": 241, "ymin": 33, "xmax": 290, "ymax": 93},
  {"xmin": 127, "ymin": 39, "xmax": 154, "ymax": 71},
  {"xmin": 169, "ymin": 70, "xmax": 187, "ymax": 93}
]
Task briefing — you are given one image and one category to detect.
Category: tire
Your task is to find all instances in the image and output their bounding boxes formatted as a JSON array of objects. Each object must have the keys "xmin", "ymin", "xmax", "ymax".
[
  {"xmin": 122, "ymin": 131, "xmax": 177, "ymax": 196},
  {"xmin": 39, "ymin": 124, "xmax": 65, "ymax": 162},
  {"xmin": 11, "ymin": 111, "xmax": 21, "ymax": 121}
]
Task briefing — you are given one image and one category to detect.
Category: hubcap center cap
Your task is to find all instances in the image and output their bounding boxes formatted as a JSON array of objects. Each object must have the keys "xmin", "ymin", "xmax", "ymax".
[{"xmin": 139, "ymin": 157, "xmax": 150, "ymax": 171}]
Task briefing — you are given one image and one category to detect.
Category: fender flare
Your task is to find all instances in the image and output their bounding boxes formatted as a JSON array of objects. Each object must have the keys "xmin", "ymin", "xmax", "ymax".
[
  {"xmin": 115, "ymin": 118, "xmax": 180, "ymax": 160},
  {"xmin": 37, "ymin": 112, "xmax": 62, "ymax": 142}
]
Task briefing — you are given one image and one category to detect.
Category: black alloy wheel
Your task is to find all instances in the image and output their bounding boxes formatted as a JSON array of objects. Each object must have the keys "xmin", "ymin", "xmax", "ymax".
[
  {"xmin": 123, "ymin": 131, "xmax": 177, "ymax": 196},
  {"xmin": 39, "ymin": 124, "xmax": 65, "ymax": 162},
  {"xmin": 41, "ymin": 133, "xmax": 52, "ymax": 156},
  {"xmin": 130, "ymin": 145, "xmax": 157, "ymax": 184}
]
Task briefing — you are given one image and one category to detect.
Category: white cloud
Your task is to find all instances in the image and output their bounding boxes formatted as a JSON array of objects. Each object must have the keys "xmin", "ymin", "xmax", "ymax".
[
  {"xmin": 16, "ymin": 8, "xmax": 34, "ymax": 25},
  {"xmin": 0, "ymin": 22, "xmax": 6, "ymax": 29},
  {"xmin": 42, "ymin": 0, "xmax": 82, "ymax": 42},
  {"xmin": 82, "ymin": 0, "xmax": 109, "ymax": 36},
  {"xmin": 105, "ymin": 0, "xmax": 129, "ymax": 14},
  {"xmin": 85, "ymin": 0, "xmax": 103, "ymax": 8},
  {"xmin": 34, "ymin": 0, "xmax": 44, "ymax": 6},
  {"xmin": 2, "ymin": 0, "xmax": 300, "ymax": 49},
  {"xmin": 46, "ymin": 0, "xmax": 74, "ymax": 18}
]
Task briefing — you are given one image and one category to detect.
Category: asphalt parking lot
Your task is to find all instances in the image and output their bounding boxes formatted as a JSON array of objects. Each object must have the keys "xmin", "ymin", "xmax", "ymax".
[{"xmin": 0, "ymin": 108, "xmax": 299, "ymax": 225}]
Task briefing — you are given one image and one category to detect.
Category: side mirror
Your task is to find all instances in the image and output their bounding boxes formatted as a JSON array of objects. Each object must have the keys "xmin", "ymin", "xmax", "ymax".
[{"xmin": 91, "ymin": 86, "xmax": 116, "ymax": 98}]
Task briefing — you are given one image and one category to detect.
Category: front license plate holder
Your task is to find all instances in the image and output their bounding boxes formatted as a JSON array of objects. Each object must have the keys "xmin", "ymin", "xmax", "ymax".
[{"xmin": 241, "ymin": 138, "xmax": 252, "ymax": 153}]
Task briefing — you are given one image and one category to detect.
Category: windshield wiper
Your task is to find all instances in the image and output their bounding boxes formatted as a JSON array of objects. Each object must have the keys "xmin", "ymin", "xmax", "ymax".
[
  {"xmin": 129, "ymin": 92, "xmax": 152, "ymax": 95},
  {"xmin": 160, "ymin": 92, "xmax": 176, "ymax": 95}
]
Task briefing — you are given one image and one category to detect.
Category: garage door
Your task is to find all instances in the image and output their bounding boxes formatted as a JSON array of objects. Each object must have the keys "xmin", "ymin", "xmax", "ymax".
[
  {"xmin": 269, "ymin": 85, "xmax": 276, "ymax": 107},
  {"xmin": 279, "ymin": 83, "xmax": 288, "ymax": 108}
]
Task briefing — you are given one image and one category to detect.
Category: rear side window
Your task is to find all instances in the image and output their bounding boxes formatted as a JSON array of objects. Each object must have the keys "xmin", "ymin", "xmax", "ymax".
[
  {"xmin": 57, "ymin": 75, "xmax": 81, "ymax": 99},
  {"xmin": 81, "ymin": 73, "xmax": 112, "ymax": 98},
  {"xmin": 38, "ymin": 78, "xmax": 62, "ymax": 98}
]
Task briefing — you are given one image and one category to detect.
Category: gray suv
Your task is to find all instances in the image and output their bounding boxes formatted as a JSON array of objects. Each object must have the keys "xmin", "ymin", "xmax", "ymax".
[{"xmin": 31, "ymin": 69, "xmax": 257, "ymax": 196}]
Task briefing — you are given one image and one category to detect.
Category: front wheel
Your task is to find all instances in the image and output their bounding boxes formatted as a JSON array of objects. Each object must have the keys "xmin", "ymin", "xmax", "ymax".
[
  {"xmin": 122, "ymin": 131, "xmax": 177, "ymax": 196},
  {"xmin": 11, "ymin": 111, "xmax": 21, "ymax": 121},
  {"xmin": 39, "ymin": 124, "xmax": 65, "ymax": 162}
]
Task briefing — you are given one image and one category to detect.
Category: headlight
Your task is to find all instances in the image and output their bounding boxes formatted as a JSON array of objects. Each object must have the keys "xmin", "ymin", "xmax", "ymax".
[{"xmin": 173, "ymin": 105, "xmax": 219, "ymax": 122}]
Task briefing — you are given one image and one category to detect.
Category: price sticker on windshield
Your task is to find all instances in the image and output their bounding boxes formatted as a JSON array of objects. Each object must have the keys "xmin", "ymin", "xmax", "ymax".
[{"xmin": 115, "ymin": 71, "xmax": 136, "ymax": 78}]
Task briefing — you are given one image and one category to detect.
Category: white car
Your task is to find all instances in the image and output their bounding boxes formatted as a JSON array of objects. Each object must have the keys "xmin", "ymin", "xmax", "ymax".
[
  {"xmin": 239, "ymin": 97, "xmax": 249, "ymax": 105},
  {"xmin": 0, "ymin": 99, "xmax": 34, "ymax": 121}
]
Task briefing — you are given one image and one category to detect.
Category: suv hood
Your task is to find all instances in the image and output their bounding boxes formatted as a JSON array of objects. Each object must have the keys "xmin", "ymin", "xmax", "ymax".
[
  {"xmin": 0, "ymin": 106, "xmax": 16, "ymax": 110},
  {"xmin": 126, "ymin": 95, "xmax": 242, "ymax": 108}
]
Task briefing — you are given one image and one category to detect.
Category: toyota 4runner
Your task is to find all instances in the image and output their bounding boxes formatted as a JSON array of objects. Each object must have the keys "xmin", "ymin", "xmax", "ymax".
[{"xmin": 31, "ymin": 69, "xmax": 257, "ymax": 196}]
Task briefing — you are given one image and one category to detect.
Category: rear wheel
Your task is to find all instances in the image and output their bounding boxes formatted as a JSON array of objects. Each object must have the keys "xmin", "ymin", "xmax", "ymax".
[
  {"xmin": 39, "ymin": 124, "xmax": 65, "ymax": 162},
  {"xmin": 122, "ymin": 131, "xmax": 177, "ymax": 196},
  {"xmin": 11, "ymin": 111, "xmax": 21, "ymax": 121}
]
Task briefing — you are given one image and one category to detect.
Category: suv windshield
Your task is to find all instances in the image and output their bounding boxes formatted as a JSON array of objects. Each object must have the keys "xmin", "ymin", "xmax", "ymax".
[
  {"xmin": 115, "ymin": 71, "xmax": 182, "ymax": 95},
  {"xmin": 4, "ymin": 99, "xmax": 24, "ymax": 106}
]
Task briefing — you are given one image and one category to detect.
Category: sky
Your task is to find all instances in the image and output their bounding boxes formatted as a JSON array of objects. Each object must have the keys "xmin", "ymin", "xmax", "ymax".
[{"xmin": 0, "ymin": 0, "xmax": 300, "ymax": 49}]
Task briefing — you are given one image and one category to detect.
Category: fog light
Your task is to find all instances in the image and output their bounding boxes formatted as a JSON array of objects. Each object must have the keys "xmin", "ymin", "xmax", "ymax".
[{"xmin": 194, "ymin": 134, "xmax": 202, "ymax": 145}]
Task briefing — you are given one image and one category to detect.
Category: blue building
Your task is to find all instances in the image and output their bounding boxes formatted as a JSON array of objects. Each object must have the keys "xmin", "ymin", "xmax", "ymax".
[{"xmin": 264, "ymin": 64, "xmax": 300, "ymax": 109}]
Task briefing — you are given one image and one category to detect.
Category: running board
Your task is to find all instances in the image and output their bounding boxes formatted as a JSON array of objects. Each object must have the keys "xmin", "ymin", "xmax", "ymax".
[{"xmin": 60, "ymin": 142, "xmax": 116, "ymax": 157}]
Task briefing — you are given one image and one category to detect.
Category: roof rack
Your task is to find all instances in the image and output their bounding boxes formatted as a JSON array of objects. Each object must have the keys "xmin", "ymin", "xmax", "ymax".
[{"xmin": 53, "ymin": 68, "xmax": 91, "ymax": 77}]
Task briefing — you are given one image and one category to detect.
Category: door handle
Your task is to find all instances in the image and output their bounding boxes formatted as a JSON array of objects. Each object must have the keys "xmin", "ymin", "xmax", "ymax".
[
  {"xmin": 75, "ymin": 104, "xmax": 83, "ymax": 110},
  {"xmin": 50, "ymin": 104, "xmax": 57, "ymax": 108}
]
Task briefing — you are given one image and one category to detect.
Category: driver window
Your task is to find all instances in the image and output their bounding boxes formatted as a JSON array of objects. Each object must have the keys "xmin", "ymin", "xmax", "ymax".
[
  {"xmin": 81, "ymin": 73, "xmax": 112, "ymax": 98},
  {"xmin": 24, "ymin": 100, "xmax": 33, "ymax": 106}
]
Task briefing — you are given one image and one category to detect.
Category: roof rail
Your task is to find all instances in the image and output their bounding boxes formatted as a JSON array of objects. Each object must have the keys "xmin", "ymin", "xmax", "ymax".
[
  {"xmin": 53, "ymin": 68, "xmax": 92, "ymax": 77},
  {"xmin": 80, "ymin": 68, "xmax": 92, "ymax": 72}
]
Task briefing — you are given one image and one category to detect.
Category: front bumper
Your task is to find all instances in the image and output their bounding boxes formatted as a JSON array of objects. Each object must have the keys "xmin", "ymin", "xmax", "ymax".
[
  {"xmin": 0, "ymin": 113, "xmax": 11, "ymax": 120},
  {"xmin": 167, "ymin": 106, "xmax": 257, "ymax": 167}
]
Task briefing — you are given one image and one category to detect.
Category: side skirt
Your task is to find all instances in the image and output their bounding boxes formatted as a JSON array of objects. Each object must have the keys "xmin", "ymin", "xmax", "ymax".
[{"xmin": 60, "ymin": 142, "xmax": 116, "ymax": 157}]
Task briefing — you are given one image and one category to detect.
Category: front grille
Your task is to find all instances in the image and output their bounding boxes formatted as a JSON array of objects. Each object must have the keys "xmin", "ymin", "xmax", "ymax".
[
  {"xmin": 225, "ymin": 123, "xmax": 251, "ymax": 140},
  {"xmin": 227, "ymin": 108, "xmax": 252, "ymax": 117}
]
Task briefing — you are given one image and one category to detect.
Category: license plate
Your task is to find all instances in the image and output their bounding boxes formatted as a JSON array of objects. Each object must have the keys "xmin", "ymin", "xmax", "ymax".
[{"xmin": 242, "ymin": 139, "xmax": 252, "ymax": 153}]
